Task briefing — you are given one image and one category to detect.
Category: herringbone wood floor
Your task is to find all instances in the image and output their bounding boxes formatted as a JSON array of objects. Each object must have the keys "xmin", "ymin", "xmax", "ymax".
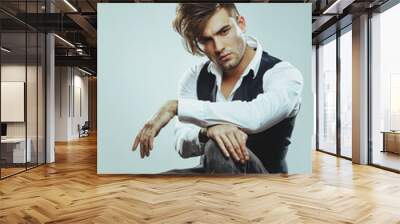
[{"xmin": 1, "ymin": 134, "xmax": 400, "ymax": 223}]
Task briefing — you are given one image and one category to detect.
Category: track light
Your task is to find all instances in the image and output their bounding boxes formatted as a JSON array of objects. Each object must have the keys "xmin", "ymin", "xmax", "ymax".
[
  {"xmin": 322, "ymin": 0, "xmax": 354, "ymax": 15},
  {"xmin": 78, "ymin": 67, "xmax": 93, "ymax": 76},
  {"xmin": 1, "ymin": 47, "xmax": 11, "ymax": 53},
  {"xmin": 54, "ymin": 34, "xmax": 75, "ymax": 48},
  {"xmin": 63, "ymin": 0, "xmax": 78, "ymax": 12}
]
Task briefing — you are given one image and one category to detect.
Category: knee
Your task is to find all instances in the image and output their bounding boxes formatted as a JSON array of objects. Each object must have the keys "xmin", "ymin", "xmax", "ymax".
[
  {"xmin": 204, "ymin": 140, "xmax": 237, "ymax": 174},
  {"xmin": 204, "ymin": 139, "xmax": 218, "ymax": 152},
  {"xmin": 204, "ymin": 140, "xmax": 225, "ymax": 161}
]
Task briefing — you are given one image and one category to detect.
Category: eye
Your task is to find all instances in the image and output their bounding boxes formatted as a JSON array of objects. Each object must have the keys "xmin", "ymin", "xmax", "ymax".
[
  {"xmin": 198, "ymin": 37, "xmax": 211, "ymax": 45},
  {"xmin": 220, "ymin": 27, "xmax": 230, "ymax": 36}
]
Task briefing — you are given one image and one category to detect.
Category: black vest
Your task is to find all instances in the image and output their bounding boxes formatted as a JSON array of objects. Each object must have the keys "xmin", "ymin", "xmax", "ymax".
[{"xmin": 196, "ymin": 52, "xmax": 297, "ymax": 173}]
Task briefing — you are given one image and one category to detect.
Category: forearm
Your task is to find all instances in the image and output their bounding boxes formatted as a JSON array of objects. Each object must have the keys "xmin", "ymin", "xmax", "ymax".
[
  {"xmin": 161, "ymin": 100, "xmax": 178, "ymax": 117},
  {"xmin": 178, "ymin": 92, "xmax": 299, "ymax": 134}
]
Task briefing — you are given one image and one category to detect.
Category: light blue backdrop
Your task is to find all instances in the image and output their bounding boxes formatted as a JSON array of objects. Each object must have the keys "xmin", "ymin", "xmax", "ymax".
[{"xmin": 98, "ymin": 3, "xmax": 313, "ymax": 174}]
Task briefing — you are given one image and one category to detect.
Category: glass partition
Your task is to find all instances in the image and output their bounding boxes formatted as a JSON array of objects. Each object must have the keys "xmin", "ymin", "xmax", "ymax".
[
  {"xmin": 1, "ymin": 31, "xmax": 28, "ymax": 178},
  {"xmin": 317, "ymin": 36, "xmax": 337, "ymax": 155},
  {"xmin": 0, "ymin": 1, "xmax": 46, "ymax": 179}
]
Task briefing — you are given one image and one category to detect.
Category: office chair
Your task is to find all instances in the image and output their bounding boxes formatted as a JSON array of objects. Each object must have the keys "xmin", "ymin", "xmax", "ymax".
[{"xmin": 79, "ymin": 121, "xmax": 90, "ymax": 138}]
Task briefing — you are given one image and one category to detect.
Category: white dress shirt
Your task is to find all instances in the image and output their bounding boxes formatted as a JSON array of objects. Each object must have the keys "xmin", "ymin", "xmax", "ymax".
[{"xmin": 174, "ymin": 36, "xmax": 303, "ymax": 158}]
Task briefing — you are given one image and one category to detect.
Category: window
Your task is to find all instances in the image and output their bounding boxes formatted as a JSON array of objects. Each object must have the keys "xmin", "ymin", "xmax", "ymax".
[
  {"xmin": 339, "ymin": 28, "xmax": 352, "ymax": 158},
  {"xmin": 317, "ymin": 36, "xmax": 337, "ymax": 154},
  {"xmin": 370, "ymin": 3, "xmax": 400, "ymax": 171}
]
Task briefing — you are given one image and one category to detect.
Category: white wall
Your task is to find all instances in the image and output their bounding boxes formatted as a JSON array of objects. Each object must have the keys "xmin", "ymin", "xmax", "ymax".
[
  {"xmin": 1, "ymin": 65, "xmax": 41, "ymax": 138},
  {"xmin": 55, "ymin": 67, "xmax": 89, "ymax": 141},
  {"xmin": 55, "ymin": 67, "xmax": 69, "ymax": 141},
  {"xmin": 71, "ymin": 72, "xmax": 89, "ymax": 138}
]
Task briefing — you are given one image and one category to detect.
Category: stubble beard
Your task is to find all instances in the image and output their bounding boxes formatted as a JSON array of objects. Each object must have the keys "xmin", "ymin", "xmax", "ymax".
[
  {"xmin": 220, "ymin": 41, "xmax": 247, "ymax": 73},
  {"xmin": 219, "ymin": 53, "xmax": 241, "ymax": 71}
]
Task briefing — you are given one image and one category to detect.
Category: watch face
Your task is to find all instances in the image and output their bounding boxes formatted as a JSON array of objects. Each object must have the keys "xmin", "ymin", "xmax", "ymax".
[{"xmin": 199, "ymin": 130, "xmax": 209, "ymax": 143}]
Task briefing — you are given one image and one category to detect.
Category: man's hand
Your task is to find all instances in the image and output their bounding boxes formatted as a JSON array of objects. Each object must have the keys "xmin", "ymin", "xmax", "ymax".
[
  {"xmin": 132, "ymin": 100, "xmax": 178, "ymax": 158},
  {"xmin": 206, "ymin": 124, "xmax": 249, "ymax": 163}
]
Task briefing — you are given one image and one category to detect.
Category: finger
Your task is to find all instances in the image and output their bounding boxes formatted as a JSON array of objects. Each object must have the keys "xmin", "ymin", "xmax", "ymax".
[
  {"xmin": 139, "ymin": 131, "xmax": 147, "ymax": 159},
  {"xmin": 132, "ymin": 128, "xmax": 144, "ymax": 151},
  {"xmin": 145, "ymin": 124, "xmax": 159, "ymax": 157},
  {"xmin": 235, "ymin": 132, "xmax": 249, "ymax": 160},
  {"xmin": 149, "ymin": 135, "xmax": 154, "ymax": 151},
  {"xmin": 132, "ymin": 135, "xmax": 140, "ymax": 151},
  {"xmin": 226, "ymin": 134, "xmax": 243, "ymax": 163},
  {"xmin": 145, "ymin": 133, "xmax": 151, "ymax": 157},
  {"xmin": 220, "ymin": 135, "xmax": 239, "ymax": 162},
  {"xmin": 238, "ymin": 131, "xmax": 249, "ymax": 159},
  {"xmin": 146, "ymin": 138, "xmax": 152, "ymax": 158},
  {"xmin": 214, "ymin": 136, "xmax": 230, "ymax": 158},
  {"xmin": 141, "ymin": 130, "xmax": 150, "ymax": 158},
  {"xmin": 145, "ymin": 129, "xmax": 156, "ymax": 157},
  {"xmin": 227, "ymin": 133, "xmax": 243, "ymax": 162},
  {"xmin": 135, "ymin": 129, "xmax": 145, "ymax": 158},
  {"xmin": 146, "ymin": 130, "xmax": 156, "ymax": 156},
  {"xmin": 140, "ymin": 143, "xmax": 144, "ymax": 159},
  {"xmin": 242, "ymin": 133, "xmax": 249, "ymax": 160}
]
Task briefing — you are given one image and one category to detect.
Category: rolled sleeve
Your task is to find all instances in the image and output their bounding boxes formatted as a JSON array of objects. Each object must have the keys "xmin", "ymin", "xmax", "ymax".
[{"xmin": 174, "ymin": 120, "xmax": 204, "ymax": 158}]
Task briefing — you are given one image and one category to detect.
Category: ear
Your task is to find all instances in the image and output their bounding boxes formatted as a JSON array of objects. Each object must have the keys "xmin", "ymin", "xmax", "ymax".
[{"xmin": 236, "ymin": 15, "xmax": 246, "ymax": 33}]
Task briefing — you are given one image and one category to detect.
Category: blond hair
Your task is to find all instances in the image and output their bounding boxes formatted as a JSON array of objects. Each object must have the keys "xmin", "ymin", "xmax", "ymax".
[{"xmin": 172, "ymin": 3, "xmax": 239, "ymax": 56}]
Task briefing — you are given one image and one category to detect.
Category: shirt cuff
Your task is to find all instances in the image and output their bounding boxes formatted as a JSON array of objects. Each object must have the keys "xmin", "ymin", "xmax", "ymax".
[
  {"xmin": 178, "ymin": 99, "xmax": 208, "ymax": 127},
  {"xmin": 177, "ymin": 126, "xmax": 205, "ymax": 158},
  {"xmin": 188, "ymin": 126, "xmax": 204, "ymax": 155},
  {"xmin": 194, "ymin": 128, "xmax": 207, "ymax": 156}
]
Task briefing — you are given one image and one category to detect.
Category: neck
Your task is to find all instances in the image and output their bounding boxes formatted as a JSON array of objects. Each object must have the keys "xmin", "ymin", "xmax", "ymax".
[{"xmin": 223, "ymin": 45, "xmax": 256, "ymax": 81}]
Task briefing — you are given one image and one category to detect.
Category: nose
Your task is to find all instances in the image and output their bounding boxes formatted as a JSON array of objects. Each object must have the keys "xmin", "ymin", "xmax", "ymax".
[{"xmin": 214, "ymin": 37, "xmax": 224, "ymax": 55}]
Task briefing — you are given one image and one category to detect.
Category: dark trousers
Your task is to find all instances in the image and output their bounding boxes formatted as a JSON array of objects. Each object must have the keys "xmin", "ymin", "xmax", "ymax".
[{"xmin": 165, "ymin": 140, "xmax": 268, "ymax": 174}]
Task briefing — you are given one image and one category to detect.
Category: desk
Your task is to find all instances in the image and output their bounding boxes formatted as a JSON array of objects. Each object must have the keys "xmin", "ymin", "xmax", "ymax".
[
  {"xmin": 1, "ymin": 138, "xmax": 31, "ymax": 163},
  {"xmin": 382, "ymin": 131, "xmax": 400, "ymax": 154}
]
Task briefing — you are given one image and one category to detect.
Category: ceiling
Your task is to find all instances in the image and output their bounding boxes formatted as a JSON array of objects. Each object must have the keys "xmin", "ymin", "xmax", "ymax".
[{"xmin": 0, "ymin": 0, "xmax": 394, "ymax": 75}]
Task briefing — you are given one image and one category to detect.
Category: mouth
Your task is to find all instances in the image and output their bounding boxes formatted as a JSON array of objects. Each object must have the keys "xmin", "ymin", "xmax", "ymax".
[{"xmin": 218, "ymin": 53, "xmax": 231, "ymax": 63}]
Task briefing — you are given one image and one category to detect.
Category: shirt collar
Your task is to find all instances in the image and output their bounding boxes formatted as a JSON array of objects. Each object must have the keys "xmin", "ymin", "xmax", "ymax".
[{"xmin": 207, "ymin": 35, "xmax": 263, "ymax": 80}]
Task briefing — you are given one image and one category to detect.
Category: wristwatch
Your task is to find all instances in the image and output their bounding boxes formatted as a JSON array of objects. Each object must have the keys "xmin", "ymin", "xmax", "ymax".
[{"xmin": 198, "ymin": 128, "xmax": 209, "ymax": 143}]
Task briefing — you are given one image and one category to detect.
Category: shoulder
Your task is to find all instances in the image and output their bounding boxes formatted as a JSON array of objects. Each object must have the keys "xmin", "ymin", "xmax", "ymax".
[
  {"xmin": 177, "ymin": 60, "xmax": 209, "ymax": 96},
  {"xmin": 178, "ymin": 60, "xmax": 210, "ymax": 87},
  {"xmin": 264, "ymin": 61, "xmax": 303, "ymax": 84}
]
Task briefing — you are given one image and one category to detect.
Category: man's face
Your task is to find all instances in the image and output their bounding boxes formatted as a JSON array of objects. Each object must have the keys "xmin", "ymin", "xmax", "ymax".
[{"xmin": 197, "ymin": 8, "xmax": 246, "ymax": 72}]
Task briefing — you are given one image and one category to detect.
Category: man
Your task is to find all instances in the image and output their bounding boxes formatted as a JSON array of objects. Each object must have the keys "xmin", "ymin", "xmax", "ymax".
[{"xmin": 132, "ymin": 3, "xmax": 303, "ymax": 174}]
